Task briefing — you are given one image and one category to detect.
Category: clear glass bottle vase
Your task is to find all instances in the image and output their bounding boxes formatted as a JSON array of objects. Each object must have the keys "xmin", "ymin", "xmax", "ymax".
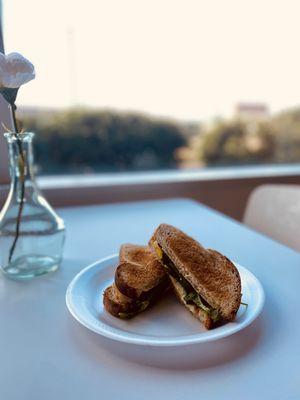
[{"xmin": 0, "ymin": 132, "xmax": 65, "ymax": 279}]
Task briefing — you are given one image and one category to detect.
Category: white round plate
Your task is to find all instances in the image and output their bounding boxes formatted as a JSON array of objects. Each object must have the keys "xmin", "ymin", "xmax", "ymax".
[{"xmin": 66, "ymin": 255, "xmax": 264, "ymax": 346}]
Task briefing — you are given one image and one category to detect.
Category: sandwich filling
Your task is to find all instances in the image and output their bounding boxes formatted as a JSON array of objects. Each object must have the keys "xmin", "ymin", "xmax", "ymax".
[
  {"xmin": 117, "ymin": 276, "xmax": 168, "ymax": 319},
  {"xmin": 118, "ymin": 300, "xmax": 149, "ymax": 319},
  {"xmin": 153, "ymin": 241, "xmax": 222, "ymax": 323}
]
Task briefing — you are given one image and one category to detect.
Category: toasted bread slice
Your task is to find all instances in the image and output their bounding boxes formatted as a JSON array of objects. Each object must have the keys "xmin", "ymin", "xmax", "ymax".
[
  {"xmin": 103, "ymin": 284, "xmax": 139, "ymax": 318},
  {"xmin": 116, "ymin": 244, "xmax": 167, "ymax": 300},
  {"xmin": 120, "ymin": 244, "xmax": 154, "ymax": 265},
  {"xmin": 150, "ymin": 224, "xmax": 241, "ymax": 323},
  {"xmin": 103, "ymin": 278, "xmax": 168, "ymax": 319},
  {"xmin": 104, "ymin": 244, "xmax": 168, "ymax": 319}
]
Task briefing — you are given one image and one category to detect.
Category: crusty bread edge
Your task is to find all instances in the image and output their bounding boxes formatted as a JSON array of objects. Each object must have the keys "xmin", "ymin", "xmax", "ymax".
[
  {"xmin": 114, "ymin": 262, "xmax": 142, "ymax": 299},
  {"xmin": 207, "ymin": 249, "xmax": 241, "ymax": 320},
  {"xmin": 103, "ymin": 285, "xmax": 136, "ymax": 318}
]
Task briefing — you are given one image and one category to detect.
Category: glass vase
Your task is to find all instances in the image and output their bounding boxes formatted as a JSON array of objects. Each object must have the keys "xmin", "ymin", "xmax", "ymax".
[{"xmin": 0, "ymin": 132, "xmax": 65, "ymax": 279}]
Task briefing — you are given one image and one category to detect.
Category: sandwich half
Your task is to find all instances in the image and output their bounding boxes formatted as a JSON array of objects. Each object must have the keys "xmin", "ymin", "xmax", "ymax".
[
  {"xmin": 103, "ymin": 283, "xmax": 151, "ymax": 319},
  {"xmin": 149, "ymin": 224, "xmax": 241, "ymax": 329},
  {"xmin": 103, "ymin": 244, "xmax": 168, "ymax": 319}
]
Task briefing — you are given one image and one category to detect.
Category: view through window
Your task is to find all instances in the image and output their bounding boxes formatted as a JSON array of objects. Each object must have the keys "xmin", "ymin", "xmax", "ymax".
[{"xmin": 3, "ymin": 0, "xmax": 300, "ymax": 176}]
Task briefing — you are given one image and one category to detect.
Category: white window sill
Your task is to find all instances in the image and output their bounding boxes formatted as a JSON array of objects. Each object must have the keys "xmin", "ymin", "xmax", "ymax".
[
  {"xmin": 2, "ymin": 163, "xmax": 300, "ymax": 221},
  {"xmin": 36, "ymin": 163, "xmax": 300, "ymax": 189}
]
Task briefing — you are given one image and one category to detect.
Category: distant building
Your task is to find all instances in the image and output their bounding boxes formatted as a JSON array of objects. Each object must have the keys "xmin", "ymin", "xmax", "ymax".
[{"xmin": 235, "ymin": 102, "xmax": 269, "ymax": 122}]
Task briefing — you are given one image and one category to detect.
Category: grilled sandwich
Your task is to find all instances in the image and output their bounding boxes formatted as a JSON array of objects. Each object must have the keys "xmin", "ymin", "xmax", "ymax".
[
  {"xmin": 103, "ymin": 244, "xmax": 168, "ymax": 319},
  {"xmin": 149, "ymin": 224, "xmax": 241, "ymax": 329}
]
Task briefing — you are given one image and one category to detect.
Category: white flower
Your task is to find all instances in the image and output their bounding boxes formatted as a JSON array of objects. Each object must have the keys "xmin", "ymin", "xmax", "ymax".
[{"xmin": 0, "ymin": 52, "xmax": 35, "ymax": 89}]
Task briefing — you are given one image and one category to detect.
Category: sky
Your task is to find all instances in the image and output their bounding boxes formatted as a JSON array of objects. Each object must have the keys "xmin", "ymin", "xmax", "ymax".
[{"xmin": 3, "ymin": 0, "xmax": 300, "ymax": 121}]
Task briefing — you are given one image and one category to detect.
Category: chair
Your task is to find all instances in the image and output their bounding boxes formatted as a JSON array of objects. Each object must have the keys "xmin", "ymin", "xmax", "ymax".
[{"xmin": 243, "ymin": 184, "xmax": 300, "ymax": 251}]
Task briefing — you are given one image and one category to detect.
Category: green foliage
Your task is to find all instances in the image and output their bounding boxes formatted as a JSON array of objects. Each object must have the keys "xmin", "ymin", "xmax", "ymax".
[
  {"xmin": 200, "ymin": 107, "xmax": 300, "ymax": 166},
  {"xmin": 201, "ymin": 121, "xmax": 276, "ymax": 166},
  {"xmin": 271, "ymin": 108, "xmax": 300, "ymax": 163},
  {"xmin": 21, "ymin": 109, "xmax": 186, "ymax": 174},
  {"xmin": 22, "ymin": 105, "xmax": 300, "ymax": 172}
]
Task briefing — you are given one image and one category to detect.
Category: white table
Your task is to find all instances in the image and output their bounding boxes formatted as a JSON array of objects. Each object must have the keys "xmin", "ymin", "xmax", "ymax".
[{"xmin": 1, "ymin": 199, "xmax": 300, "ymax": 400}]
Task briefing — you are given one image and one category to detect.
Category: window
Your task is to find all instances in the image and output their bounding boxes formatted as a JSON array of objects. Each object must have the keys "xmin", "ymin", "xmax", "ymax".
[{"xmin": 2, "ymin": 1, "xmax": 300, "ymax": 180}]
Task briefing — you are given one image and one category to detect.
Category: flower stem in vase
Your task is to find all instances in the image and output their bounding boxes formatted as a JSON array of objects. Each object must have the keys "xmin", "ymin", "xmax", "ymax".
[{"xmin": 8, "ymin": 105, "xmax": 25, "ymax": 263}]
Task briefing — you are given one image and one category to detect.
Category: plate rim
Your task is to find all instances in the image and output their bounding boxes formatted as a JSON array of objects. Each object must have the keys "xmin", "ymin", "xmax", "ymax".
[{"xmin": 66, "ymin": 254, "xmax": 265, "ymax": 346}]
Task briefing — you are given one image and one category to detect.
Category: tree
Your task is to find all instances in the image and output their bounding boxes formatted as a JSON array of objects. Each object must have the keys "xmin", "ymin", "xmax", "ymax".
[
  {"xmin": 21, "ymin": 109, "xmax": 186, "ymax": 174},
  {"xmin": 200, "ymin": 121, "xmax": 275, "ymax": 166}
]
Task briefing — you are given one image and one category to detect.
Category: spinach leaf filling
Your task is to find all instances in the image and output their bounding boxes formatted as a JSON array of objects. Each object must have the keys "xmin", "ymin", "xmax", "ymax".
[
  {"xmin": 118, "ymin": 300, "xmax": 149, "ymax": 319},
  {"xmin": 154, "ymin": 242, "xmax": 222, "ymax": 323}
]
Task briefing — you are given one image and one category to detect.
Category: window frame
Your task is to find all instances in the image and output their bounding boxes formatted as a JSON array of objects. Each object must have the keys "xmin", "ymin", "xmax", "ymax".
[{"xmin": 1, "ymin": 5, "xmax": 300, "ymax": 222}]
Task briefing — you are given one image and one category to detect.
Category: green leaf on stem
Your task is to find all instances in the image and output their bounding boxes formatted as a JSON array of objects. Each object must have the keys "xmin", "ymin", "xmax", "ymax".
[{"xmin": 0, "ymin": 87, "xmax": 19, "ymax": 107}]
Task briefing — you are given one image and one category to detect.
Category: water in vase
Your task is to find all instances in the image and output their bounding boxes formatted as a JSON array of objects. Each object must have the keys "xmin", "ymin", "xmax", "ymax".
[{"xmin": 0, "ymin": 132, "xmax": 66, "ymax": 279}]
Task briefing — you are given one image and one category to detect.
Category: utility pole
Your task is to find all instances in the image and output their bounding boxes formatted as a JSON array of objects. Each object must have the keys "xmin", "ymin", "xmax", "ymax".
[{"xmin": 67, "ymin": 28, "xmax": 78, "ymax": 107}]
